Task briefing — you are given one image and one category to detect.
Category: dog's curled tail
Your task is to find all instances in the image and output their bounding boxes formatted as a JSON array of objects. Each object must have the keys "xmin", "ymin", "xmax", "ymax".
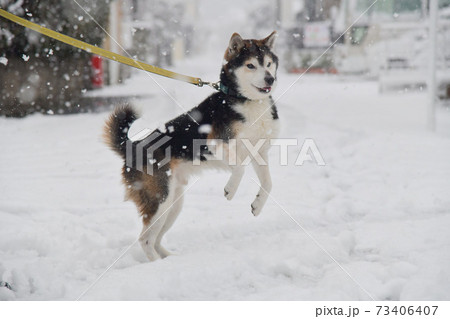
[{"xmin": 104, "ymin": 104, "xmax": 139, "ymax": 159}]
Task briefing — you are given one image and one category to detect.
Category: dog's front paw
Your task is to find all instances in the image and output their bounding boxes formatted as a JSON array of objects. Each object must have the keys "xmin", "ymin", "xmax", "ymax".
[
  {"xmin": 251, "ymin": 197, "xmax": 263, "ymax": 216},
  {"xmin": 224, "ymin": 184, "xmax": 237, "ymax": 201}
]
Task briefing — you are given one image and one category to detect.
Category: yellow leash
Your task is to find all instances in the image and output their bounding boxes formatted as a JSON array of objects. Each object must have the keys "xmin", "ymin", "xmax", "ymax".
[{"xmin": 0, "ymin": 8, "xmax": 212, "ymax": 87}]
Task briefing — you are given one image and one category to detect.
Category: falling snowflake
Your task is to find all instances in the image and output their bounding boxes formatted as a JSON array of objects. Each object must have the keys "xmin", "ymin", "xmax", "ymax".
[{"xmin": 198, "ymin": 124, "xmax": 212, "ymax": 134}]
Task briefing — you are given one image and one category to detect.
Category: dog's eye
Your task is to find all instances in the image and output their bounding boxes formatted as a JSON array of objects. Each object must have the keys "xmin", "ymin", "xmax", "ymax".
[
  {"xmin": 267, "ymin": 62, "xmax": 272, "ymax": 67},
  {"xmin": 246, "ymin": 63, "xmax": 256, "ymax": 69}
]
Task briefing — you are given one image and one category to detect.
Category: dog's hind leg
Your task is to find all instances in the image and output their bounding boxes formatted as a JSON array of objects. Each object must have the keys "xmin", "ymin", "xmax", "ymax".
[
  {"xmin": 138, "ymin": 179, "xmax": 175, "ymax": 262},
  {"xmin": 155, "ymin": 182, "xmax": 185, "ymax": 258},
  {"xmin": 139, "ymin": 203, "xmax": 170, "ymax": 262},
  {"xmin": 139, "ymin": 196, "xmax": 177, "ymax": 261},
  {"xmin": 139, "ymin": 223, "xmax": 161, "ymax": 262}
]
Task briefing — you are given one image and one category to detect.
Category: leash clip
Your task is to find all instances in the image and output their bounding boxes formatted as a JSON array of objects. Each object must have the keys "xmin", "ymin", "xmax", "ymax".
[{"xmin": 198, "ymin": 80, "xmax": 220, "ymax": 91}]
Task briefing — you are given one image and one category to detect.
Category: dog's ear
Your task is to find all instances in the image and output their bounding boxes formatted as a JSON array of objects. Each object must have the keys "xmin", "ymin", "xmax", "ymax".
[
  {"xmin": 262, "ymin": 31, "xmax": 277, "ymax": 49},
  {"xmin": 228, "ymin": 33, "xmax": 244, "ymax": 53}
]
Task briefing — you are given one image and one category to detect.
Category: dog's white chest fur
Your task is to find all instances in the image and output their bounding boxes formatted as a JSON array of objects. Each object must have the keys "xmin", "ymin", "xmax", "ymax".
[{"xmin": 232, "ymin": 99, "xmax": 279, "ymax": 143}]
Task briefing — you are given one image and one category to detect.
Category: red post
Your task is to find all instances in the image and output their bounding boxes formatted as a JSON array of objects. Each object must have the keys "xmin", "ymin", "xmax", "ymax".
[{"xmin": 91, "ymin": 55, "xmax": 103, "ymax": 88}]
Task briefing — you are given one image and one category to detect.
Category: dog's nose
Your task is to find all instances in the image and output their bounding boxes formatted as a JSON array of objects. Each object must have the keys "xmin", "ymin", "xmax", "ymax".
[{"xmin": 265, "ymin": 75, "xmax": 274, "ymax": 86}]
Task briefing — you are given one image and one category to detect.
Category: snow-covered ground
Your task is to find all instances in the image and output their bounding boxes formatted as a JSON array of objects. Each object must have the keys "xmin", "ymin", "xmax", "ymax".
[{"xmin": 1, "ymin": 57, "xmax": 450, "ymax": 300}]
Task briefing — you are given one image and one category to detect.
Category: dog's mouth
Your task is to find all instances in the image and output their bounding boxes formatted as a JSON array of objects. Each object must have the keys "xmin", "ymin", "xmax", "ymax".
[{"xmin": 253, "ymin": 85, "xmax": 271, "ymax": 94}]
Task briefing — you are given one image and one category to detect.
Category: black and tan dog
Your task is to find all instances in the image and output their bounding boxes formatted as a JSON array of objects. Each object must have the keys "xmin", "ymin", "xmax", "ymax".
[{"xmin": 104, "ymin": 32, "xmax": 280, "ymax": 261}]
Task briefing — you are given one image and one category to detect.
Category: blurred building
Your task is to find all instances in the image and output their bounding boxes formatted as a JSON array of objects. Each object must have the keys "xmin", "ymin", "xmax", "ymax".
[
  {"xmin": 276, "ymin": 0, "xmax": 450, "ymax": 97},
  {"xmin": 104, "ymin": 0, "xmax": 198, "ymax": 85},
  {"xmin": 333, "ymin": 0, "xmax": 450, "ymax": 98},
  {"xmin": 279, "ymin": 0, "xmax": 342, "ymax": 73}
]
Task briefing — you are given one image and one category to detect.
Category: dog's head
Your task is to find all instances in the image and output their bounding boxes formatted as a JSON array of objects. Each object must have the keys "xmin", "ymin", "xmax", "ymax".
[{"xmin": 220, "ymin": 31, "xmax": 278, "ymax": 100}]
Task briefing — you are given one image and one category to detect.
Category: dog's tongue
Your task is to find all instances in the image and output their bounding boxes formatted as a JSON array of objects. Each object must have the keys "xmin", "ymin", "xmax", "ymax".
[{"xmin": 262, "ymin": 87, "xmax": 271, "ymax": 93}]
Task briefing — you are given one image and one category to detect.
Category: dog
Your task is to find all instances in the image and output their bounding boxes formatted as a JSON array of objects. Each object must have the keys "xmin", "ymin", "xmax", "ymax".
[{"xmin": 104, "ymin": 31, "xmax": 280, "ymax": 261}]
